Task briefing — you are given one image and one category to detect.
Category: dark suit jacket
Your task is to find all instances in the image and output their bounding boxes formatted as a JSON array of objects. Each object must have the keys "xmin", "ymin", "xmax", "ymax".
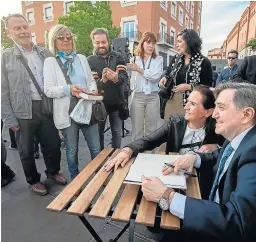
[
  {"xmin": 183, "ymin": 125, "xmax": 256, "ymax": 242},
  {"xmin": 237, "ymin": 55, "xmax": 256, "ymax": 84}
]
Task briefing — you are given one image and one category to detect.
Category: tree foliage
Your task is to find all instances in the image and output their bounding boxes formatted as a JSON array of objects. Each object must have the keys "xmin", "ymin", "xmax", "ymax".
[
  {"xmin": 1, "ymin": 17, "xmax": 14, "ymax": 49},
  {"xmin": 58, "ymin": 1, "xmax": 120, "ymax": 56},
  {"xmin": 246, "ymin": 39, "xmax": 256, "ymax": 50}
]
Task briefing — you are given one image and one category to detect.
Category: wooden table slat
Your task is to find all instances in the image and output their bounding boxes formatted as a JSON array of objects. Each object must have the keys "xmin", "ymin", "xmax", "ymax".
[
  {"xmin": 111, "ymin": 184, "xmax": 140, "ymax": 222},
  {"xmin": 46, "ymin": 148, "xmax": 113, "ymax": 213},
  {"xmin": 160, "ymin": 211, "xmax": 180, "ymax": 230},
  {"xmin": 89, "ymin": 157, "xmax": 135, "ymax": 219},
  {"xmin": 186, "ymin": 169, "xmax": 201, "ymax": 199},
  {"xmin": 67, "ymin": 149, "xmax": 121, "ymax": 216}
]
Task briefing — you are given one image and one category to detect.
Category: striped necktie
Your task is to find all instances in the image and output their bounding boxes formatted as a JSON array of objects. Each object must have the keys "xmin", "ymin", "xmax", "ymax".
[{"xmin": 209, "ymin": 143, "xmax": 234, "ymax": 201}]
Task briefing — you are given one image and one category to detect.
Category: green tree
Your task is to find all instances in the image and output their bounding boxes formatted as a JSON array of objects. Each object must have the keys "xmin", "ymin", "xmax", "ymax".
[
  {"xmin": 1, "ymin": 17, "xmax": 13, "ymax": 49},
  {"xmin": 246, "ymin": 39, "xmax": 256, "ymax": 50},
  {"xmin": 58, "ymin": 1, "xmax": 120, "ymax": 56}
]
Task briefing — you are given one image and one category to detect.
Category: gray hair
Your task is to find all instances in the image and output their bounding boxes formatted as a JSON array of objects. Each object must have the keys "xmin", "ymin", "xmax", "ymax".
[
  {"xmin": 215, "ymin": 82, "xmax": 256, "ymax": 121},
  {"xmin": 48, "ymin": 24, "xmax": 76, "ymax": 55},
  {"xmin": 4, "ymin": 13, "xmax": 27, "ymax": 29},
  {"xmin": 90, "ymin": 28, "xmax": 110, "ymax": 43}
]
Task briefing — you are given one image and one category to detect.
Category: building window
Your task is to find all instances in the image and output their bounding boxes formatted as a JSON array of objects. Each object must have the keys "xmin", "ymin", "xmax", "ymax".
[
  {"xmin": 170, "ymin": 28, "xmax": 175, "ymax": 46},
  {"xmin": 179, "ymin": 8, "xmax": 184, "ymax": 25},
  {"xmin": 120, "ymin": 1, "xmax": 137, "ymax": 7},
  {"xmin": 44, "ymin": 30, "xmax": 49, "ymax": 47},
  {"xmin": 64, "ymin": 1, "xmax": 74, "ymax": 15},
  {"xmin": 185, "ymin": 15, "xmax": 189, "ymax": 29},
  {"xmin": 31, "ymin": 32, "xmax": 36, "ymax": 43},
  {"xmin": 160, "ymin": 22, "xmax": 166, "ymax": 41},
  {"xmin": 44, "ymin": 3, "xmax": 53, "ymax": 21},
  {"xmin": 123, "ymin": 21, "xmax": 135, "ymax": 39},
  {"xmin": 160, "ymin": 1, "xmax": 168, "ymax": 11},
  {"xmin": 186, "ymin": 1, "xmax": 190, "ymax": 11},
  {"xmin": 198, "ymin": 9, "xmax": 201, "ymax": 23},
  {"xmin": 190, "ymin": 21, "xmax": 193, "ymax": 30},
  {"xmin": 197, "ymin": 26, "xmax": 200, "ymax": 36},
  {"xmin": 171, "ymin": 2, "xmax": 177, "ymax": 19},
  {"xmin": 26, "ymin": 8, "xmax": 35, "ymax": 24},
  {"xmin": 191, "ymin": 3, "xmax": 194, "ymax": 18}
]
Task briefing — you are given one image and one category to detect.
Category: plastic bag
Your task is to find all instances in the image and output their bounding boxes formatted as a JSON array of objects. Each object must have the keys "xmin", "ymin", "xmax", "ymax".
[{"xmin": 70, "ymin": 99, "xmax": 93, "ymax": 125}]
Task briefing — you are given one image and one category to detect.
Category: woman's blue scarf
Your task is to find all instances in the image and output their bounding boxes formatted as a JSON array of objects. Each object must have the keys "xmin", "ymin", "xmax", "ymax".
[{"xmin": 57, "ymin": 50, "xmax": 76, "ymax": 76}]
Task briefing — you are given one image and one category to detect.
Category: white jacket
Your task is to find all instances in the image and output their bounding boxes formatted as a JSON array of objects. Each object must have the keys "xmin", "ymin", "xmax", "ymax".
[{"xmin": 43, "ymin": 54, "xmax": 97, "ymax": 129}]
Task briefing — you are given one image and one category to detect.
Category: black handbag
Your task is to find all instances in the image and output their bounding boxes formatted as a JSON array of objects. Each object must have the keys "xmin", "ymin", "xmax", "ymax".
[
  {"xmin": 18, "ymin": 55, "xmax": 53, "ymax": 116},
  {"xmin": 158, "ymin": 74, "xmax": 175, "ymax": 100},
  {"xmin": 56, "ymin": 57, "xmax": 107, "ymax": 124}
]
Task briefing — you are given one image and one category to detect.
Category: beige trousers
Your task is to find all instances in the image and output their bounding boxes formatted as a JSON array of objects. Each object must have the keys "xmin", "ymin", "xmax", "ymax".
[{"xmin": 130, "ymin": 92, "xmax": 160, "ymax": 141}]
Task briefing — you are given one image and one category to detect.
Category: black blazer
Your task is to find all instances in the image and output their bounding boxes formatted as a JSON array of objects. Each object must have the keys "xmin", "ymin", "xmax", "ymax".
[
  {"xmin": 183, "ymin": 125, "xmax": 256, "ymax": 242},
  {"xmin": 237, "ymin": 55, "xmax": 256, "ymax": 84},
  {"xmin": 126, "ymin": 115, "xmax": 222, "ymax": 156}
]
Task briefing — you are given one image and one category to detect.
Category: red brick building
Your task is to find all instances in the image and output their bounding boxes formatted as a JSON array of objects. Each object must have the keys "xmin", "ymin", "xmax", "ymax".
[{"xmin": 22, "ymin": 1, "xmax": 202, "ymax": 66}]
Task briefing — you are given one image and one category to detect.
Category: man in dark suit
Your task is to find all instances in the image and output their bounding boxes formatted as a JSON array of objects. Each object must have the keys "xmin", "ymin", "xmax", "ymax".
[
  {"xmin": 237, "ymin": 55, "xmax": 256, "ymax": 84},
  {"xmin": 141, "ymin": 82, "xmax": 256, "ymax": 242}
]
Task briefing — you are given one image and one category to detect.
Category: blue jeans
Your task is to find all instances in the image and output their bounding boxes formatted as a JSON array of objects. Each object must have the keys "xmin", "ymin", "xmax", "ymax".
[
  {"xmin": 62, "ymin": 120, "xmax": 101, "ymax": 179},
  {"xmin": 98, "ymin": 110, "xmax": 122, "ymax": 150}
]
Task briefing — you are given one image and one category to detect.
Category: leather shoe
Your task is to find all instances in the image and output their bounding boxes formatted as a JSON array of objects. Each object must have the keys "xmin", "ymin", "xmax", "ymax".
[
  {"xmin": 49, "ymin": 173, "xmax": 67, "ymax": 185},
  {"xmin": 1, "ymin": 171, "xmax": 16, "ymax": 187},
  {"xmin": 29, "ymin": 182, "xmax": 48, "ymax": 196}
]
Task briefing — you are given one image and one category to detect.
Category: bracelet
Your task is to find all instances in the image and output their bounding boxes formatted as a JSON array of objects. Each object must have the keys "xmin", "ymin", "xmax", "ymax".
[{"xmin": 121, "ymin": 149, "xmax": 132, "ymax": 158}]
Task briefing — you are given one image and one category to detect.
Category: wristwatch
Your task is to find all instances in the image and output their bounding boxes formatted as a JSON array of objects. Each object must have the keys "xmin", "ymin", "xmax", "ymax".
[{"xmin": 158, "ymin": 188, "xmax": 174, "ymax": 210}]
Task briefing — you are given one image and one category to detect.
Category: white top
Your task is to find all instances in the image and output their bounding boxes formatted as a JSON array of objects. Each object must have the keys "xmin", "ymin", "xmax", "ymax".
[
  {"xmin": 43, "ymin": 54, "xmax": 97, "ymax": 129},
  {"xmin": 130, "ymin": 55, "xmax": 163, "ymax": 94},
  {"xmin": 179, "ymin": 125, "xmax": 206, "ymax": 155}
]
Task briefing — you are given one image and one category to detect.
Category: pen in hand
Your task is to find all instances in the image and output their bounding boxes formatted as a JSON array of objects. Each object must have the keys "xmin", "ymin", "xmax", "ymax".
[{"xmin": 164, "ymin": 163, "xmax": 197, "ymax": 177}]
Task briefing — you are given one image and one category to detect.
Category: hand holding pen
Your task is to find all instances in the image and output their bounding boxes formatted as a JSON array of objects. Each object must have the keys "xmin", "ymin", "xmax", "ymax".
[{"xmin": 163, "ymin": 163, "xmax": 197, "ymax": 177}]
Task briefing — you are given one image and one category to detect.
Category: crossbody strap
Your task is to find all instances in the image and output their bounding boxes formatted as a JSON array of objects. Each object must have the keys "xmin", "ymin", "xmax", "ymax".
[
  {"xmin": 17, "ymin": 54, "xmax": 44, "ymax": 97},
  {"xmin": 56, "ymin": 56, "xmax": 72, "ymax": 85}
]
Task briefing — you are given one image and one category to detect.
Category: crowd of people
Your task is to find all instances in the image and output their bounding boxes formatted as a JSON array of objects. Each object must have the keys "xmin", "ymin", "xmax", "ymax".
[{"xmin": 1, "ymin": 13, "xmax": 256, "ymax": 242}]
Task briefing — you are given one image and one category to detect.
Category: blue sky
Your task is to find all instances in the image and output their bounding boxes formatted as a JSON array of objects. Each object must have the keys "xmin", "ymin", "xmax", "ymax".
[
  {"xmin": 201, "ymin": 1, "xmax": 249, "ymax": 55},
  {"xmin": 0, "ymin": 1, "xmax": 250, "ymax": 55}
]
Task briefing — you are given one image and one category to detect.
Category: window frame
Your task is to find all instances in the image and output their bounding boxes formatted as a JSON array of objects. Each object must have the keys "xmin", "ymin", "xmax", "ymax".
[{"xmin": 171, "ymin": 1, "xmax": 177, "ymax": 20}]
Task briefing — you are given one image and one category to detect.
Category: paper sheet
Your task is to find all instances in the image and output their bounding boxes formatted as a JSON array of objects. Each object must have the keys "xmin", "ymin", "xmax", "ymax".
[{"xmin": 124, "ymin": 153, "xmax": 187, "ymax": 189}]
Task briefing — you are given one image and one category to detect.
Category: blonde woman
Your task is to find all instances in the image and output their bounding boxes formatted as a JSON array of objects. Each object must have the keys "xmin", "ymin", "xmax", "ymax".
[
  {"xmin": 43, "ymin": 25, "xmax": 101, "ymax": 179},
  {"xmin": 127, "ymin": 32, "xmax": 163, "ymax": 141}
]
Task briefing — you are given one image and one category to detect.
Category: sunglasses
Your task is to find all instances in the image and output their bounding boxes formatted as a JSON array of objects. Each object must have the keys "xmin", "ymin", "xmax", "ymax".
[
  {"xmin": 227, "ymin": 57, "xmax": 237, "ymax": 60},
  {"xmin": 56, "ymin": 35, "xmax": 73, "ymax": 41}
]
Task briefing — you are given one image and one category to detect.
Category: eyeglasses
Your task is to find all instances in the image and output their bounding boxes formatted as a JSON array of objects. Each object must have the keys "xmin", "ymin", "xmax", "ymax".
[
  {"xmin": 56, "ymin": 35, "xmax": 73, "ymax": 41},
  {"xmin": 227, "ymin": 57, "xmax": 237, "ymax": 60}
]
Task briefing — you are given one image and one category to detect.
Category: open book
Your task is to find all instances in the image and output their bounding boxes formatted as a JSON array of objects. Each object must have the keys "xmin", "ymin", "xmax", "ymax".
[
  {"xmin": 124, "ymin": 153, "xmax": 187, "ymax": 189},
  {"xmin": 79, "ymin": 92, "xmax": 103, "ymax": 101}
]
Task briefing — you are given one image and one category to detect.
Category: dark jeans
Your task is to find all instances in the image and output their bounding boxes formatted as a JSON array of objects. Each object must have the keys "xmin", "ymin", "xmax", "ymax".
[
  {"xmin": 1, "ymin": 139, "xmax": 14, "ymax": 179},
  {"xmin": 16, "ymin": 101, "xmax": 61, "ymax": 185},
  {"xmin": 9, "ymin": 128, "xmax": 17, "ymax": 148},
  {"xmin": 98, "ymin": 110, "xmax": 122, "ymax": 150}
]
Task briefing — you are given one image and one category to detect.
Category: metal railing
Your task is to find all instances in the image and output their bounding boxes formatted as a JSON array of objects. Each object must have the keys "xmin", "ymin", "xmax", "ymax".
[{"xmin": 157, "ymin": 32, "xmax": 174, "ymax": 46}]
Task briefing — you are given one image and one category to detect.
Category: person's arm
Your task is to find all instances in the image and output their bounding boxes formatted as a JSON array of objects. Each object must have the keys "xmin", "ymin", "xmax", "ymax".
[
  {"xmin": 143, "ymin": 56, "xmax": 163, "ymax": 82},
  {"xmin": 1, "ymin": 52, "xmax": 19, "ymax": 129},
  {"xmin": 199, "ymin": 58, "xmax": 213, "ymax": 87},
  {"xmin": 125, "ymin": 121, "xmax": 170, "ymax": 156},
  {"xmin": 237, "ymin": 57, "xmax": 248, "ymax": 81},
  {"xmin": 43, "ymin": 57, "xmax": 70, "ymax": 98}
]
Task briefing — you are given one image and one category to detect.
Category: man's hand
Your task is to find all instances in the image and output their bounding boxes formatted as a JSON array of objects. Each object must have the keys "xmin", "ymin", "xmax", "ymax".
[
  {"xmin": 197, "ymin": 144, "xmax": 218, "ymax": 153},
  {"xmin": 10, "ymin": 126, "xmax": 20, "ymax": 132},
  {"xmin": 162, "ymin": 154, "xmax": 197, "ymax": 176},
  {"xmin": 141, "ymin": 176, "xmax": 166, "ymax": 203},
  {"xmin": 102, "ymin": 68, "xmax": 108, "ymax": 82},
  {"xmin": 70, "ymin": 85, "xmax": 82, "ymax": 98},
  {"xmin": 159, "ymin": 77, "xmax": 167, "ymax": 88},
  {"xmin": 172, "ymin": 84, "xmax": 192, "ymax": 93},
  {"xmin": 105, "ymin": 68, "xmax": 118, "ymax": 82},
  {"xmin": 104, "ymin": 148, "xmax": 132, "ymax": 172}
]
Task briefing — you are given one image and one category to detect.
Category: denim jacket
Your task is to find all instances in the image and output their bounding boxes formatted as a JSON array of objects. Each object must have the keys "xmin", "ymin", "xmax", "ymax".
[
  {"xmin": 216, "ymin": 64, "xmax": 239, "ymax": 85},
  {"xmin": 1, "ymin": 44, "xmax": 52, "ymax": 128}
]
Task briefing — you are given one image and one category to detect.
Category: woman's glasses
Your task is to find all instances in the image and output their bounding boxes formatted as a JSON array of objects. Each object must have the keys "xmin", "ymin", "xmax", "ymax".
[{"xmin": 56, "ymin": 35, "xmax": 73, "ymax": 41}]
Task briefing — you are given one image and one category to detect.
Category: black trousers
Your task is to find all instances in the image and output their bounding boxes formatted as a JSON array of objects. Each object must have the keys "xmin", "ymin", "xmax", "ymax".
[
  {"xmin": 16, "ymin": 101, "xmax": 61, "ymax": 185},
  {"xmin": 1, "ymin": 139, "xmax": 14, "ymax": 179},
  {"xmin": 9, "ymin": 128, "xmax": 17, "ymax": 148}
]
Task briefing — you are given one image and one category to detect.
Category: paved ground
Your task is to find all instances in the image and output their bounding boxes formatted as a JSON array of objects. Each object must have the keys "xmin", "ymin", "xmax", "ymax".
[{"xmin": 1, "ymin": 117, "xmax": 165, "ymax": 242}]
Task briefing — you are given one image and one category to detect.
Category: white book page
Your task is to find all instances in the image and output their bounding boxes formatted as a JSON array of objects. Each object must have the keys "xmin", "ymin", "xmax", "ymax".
[{"xmin": 124, "ymin": 153, "xmax": 186, "ymax": 189}]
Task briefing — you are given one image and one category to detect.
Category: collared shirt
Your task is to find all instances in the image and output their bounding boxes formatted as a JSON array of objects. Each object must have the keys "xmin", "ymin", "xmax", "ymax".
[
  {"xmin": 169, "ymin": 125, "xmax": 254, "ymax": 219},
  {"xmin": 59, "ymin": 55, "xmax": 87, "ymax": 96},
  {"xmin": 130, "ymin": 56, "xmax": 163, "ymax": 94},
  {"xmin": 16, "ymin": 42, "xmax": 43, "ymax": 100}
]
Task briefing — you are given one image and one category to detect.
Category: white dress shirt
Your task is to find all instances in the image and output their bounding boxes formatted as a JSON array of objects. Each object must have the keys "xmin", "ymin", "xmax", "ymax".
[{"xmin": 169, "ymin": 126, "xmax": 254, "ymax": 219}]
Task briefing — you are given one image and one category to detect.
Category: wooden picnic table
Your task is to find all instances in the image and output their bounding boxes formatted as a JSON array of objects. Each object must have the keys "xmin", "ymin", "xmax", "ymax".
[{"xmin": 47, "ymin": 148, "xmax": 201, "ymax": 242}]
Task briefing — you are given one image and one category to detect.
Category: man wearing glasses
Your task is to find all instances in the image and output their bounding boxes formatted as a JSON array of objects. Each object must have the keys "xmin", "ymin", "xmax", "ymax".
[
  {"xmin": 216, "ymin": 50, "xmax": 239, "ymax": 85},
  {"xmin": 1, "ymin": 14, "xmax": 67, "ymax": 195}
]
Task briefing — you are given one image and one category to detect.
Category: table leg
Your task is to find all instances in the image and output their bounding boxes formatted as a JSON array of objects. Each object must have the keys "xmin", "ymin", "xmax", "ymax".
[
  {"xmin": 109, "ymin": 222, "xmax": 130, "ymax": 242},
  {"xmin": 129, "ymin": 219, "xmax": 135, "ymax": 242},
  {"xmin": 78, "ymin": 216, "xmax": 103, "ymax": 242}
]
